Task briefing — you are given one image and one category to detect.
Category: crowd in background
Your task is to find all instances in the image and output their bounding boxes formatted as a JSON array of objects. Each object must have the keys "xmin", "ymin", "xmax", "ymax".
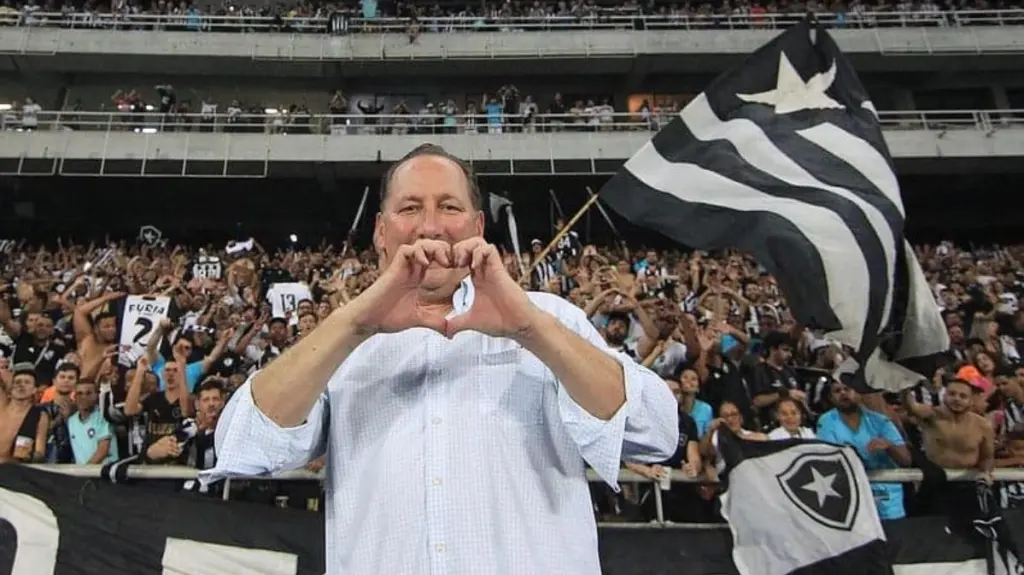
[
  {"xmin": 0, "ymin": 0, "xmax": 1019, "ymax": 34},
  {"xmin": 11, "ymin": 85, "xmax": 636, "ymax": 136},
  {"xmin": 1, "ymin": 231, "xmax": 1022, "ymax": 521}
]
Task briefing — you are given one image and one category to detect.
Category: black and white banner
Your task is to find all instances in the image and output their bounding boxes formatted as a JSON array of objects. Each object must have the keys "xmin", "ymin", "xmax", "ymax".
[
  {"xmin": 0, "ymin": 466, "xmax": 1021, "ymax": 575},
  {"xmin": 598, "ymin": 15, "xmax": 948, "ymax": 392}
]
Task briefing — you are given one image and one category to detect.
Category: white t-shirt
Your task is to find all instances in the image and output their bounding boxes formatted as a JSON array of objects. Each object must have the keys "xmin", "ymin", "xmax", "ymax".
[
  {"xmin": 649, "ymin": 341, "xmax": 688, "ymax": 378},
  {"xmin": 266, "ymin": 282, "xmax": 312, "ymax": 323},
  {"xmin": 21, "ymin": 103, "xmax": 42, "ymax": 128}
]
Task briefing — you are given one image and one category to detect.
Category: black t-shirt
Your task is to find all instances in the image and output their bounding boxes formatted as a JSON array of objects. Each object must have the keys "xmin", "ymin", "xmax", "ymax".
[
  {"xmin": 142, "ymin": 392, "xmax": 184, "ymax": 447},
  {"xmin": 751, "ymin": 362, "xmax": 801, "ymax": 427},
  {"xmin": 700, "ymin": 361, "xmax": 755, "ymax": 426},
  {"xmin": 660, "ymin": 411, "xmax": 700, "ymax": 469},
  {"xmin": 207, "ymin": 351, "xmax": 244, "ymax": 378},
  {"xmin": 12, "ymin": 333, "xmax": 68, "ymax": 384}
]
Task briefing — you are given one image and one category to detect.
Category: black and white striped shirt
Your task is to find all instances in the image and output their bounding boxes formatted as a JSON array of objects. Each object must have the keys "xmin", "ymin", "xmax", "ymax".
[{"xmin": 998, "ymin": 397, "xmax": 1024, "ymax": 509}]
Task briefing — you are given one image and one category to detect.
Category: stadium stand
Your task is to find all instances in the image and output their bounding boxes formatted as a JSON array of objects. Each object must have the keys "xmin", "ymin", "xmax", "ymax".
[{"xmin": 2, "ymin": 1, "xmax": 1024, "ymax": 572}]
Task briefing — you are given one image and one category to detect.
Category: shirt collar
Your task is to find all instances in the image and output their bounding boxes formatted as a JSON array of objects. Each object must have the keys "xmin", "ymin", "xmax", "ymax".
[{"xmin": 447, "ymin": 276, "xmax": 474, "ymax": 320}]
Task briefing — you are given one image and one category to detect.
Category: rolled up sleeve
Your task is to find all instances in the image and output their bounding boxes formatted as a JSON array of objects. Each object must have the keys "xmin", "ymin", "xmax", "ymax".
[
  {"xmin": 555, "ymin": 302, "xmax": 680, "ymax": 491},
  {"xmin": 198, "ymin": 374, "xmax": 328, "ymax": 485}
]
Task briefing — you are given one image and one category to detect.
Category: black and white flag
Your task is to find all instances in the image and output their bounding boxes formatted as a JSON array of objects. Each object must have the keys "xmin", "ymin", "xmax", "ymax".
[
  {"xmin": 488, "ymin": 192, "xmax": 525, "ymax": 277},
  {"xmin": 716, "ymin": 430, "xmax": 891, "ymax": 574},
  {"xmin": 598, "ymin": 15, "xmax": 947, "ymax": 392}
]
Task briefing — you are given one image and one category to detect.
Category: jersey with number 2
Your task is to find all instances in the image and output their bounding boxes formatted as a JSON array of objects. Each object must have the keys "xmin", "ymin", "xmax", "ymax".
[{"xmin": 118, "ymin": 295, "xmax": 171, "ymax": 367}]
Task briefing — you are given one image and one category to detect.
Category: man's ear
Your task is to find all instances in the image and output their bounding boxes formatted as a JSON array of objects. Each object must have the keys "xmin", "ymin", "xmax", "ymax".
[
  {"xmin": 474, "ymin": 209, "xmax": 485, "ymax": 238},
  {"xmin": 373, "ymin": 213, "xmax": 386, "ymax": 259}
]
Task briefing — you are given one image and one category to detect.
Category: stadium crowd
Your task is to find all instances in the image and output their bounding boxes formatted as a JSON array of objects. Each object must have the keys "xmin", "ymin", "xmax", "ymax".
[
  {"xmin": 0, "ymin": 231, "xmax": 1023, "ymax": 522},
  {"xmin": 14, "ymin": 86, "xmax": 636, "ymax": 136},
  {"xmin": 1, "ymin": 0, "xmax": 1020, "ymax": 33}
]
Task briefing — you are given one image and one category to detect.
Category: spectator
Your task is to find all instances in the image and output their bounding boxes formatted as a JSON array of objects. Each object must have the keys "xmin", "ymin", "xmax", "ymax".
[
  {"xmin": 817, "ymin": 379, "xmax": 913, "ymax": 521},
  {"xmin": 1, "ymin": 363, "xmax": 49, "ymax": 463},
  {"xmin": 66, "ymin": 379, "xmax": 119, "ymax": 464},
  {"xmin": 0, "ymin": 231, "xmax": 1023, "ymax": 524}
]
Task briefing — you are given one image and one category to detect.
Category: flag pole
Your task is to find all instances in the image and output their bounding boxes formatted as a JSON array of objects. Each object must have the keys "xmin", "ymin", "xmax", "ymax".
[
  {"xmin": 528, "ymin": 193, "xmax": 601, "ymax": 274},
  {"xmin": 341, "ymin": 185, "xmax": 370, "ymax": 257}
]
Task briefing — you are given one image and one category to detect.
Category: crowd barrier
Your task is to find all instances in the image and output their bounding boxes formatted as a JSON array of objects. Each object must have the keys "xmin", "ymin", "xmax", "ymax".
[
  {"xmin": 5, "ymin": 108, "xmax": 1022, "ymax": 135},
  {"xmin": 5, "ymin": 462, "xmax": 1013, "ymax": 574},
  {"xmin": 25, "ymin": 464, "xmax": 1024, "ymax": 528},
  {"xmin": 1, "ymin": 9, "xmax": 1023, "ymax": 33}
]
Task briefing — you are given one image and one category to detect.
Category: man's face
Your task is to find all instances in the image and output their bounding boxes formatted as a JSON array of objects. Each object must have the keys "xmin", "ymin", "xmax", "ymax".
[
  {"xmin": 198, "ymin": 389, "xmax": 225, "ymax": 422},
  {"xmin": 269, "ymin": 321, "xmax": 289, "ymax": 343},
  {"xmin": 605, "ymin": 317, "xmax": 628, "ymax": 344},
  {"xmin": 771, "ymin": 343, "xmax": 793, "ymax": 364},
  {"xmin": 944, "ymin": 381, "xmax": 974, "ymax": 414},
  {"xmin": 163, "ymin": 362, "xmax": 181, "ymax": 389},
  {"xmin": 74, "ymin": 382, "xmax": 98, "ymax": 412},
  {"xmin": 24, "ymin": 312, "xmax": 40, "ymax": 333},
  {"xmin": 34, "ymin": 316, "xmax": 54, "ymax": 340},
  {"xmin": 375, "ymin": 155, "xmax": 483, "ymax": 292},
  {"xmin": 173, "ymin": 338, "xmax": 193, "ymax": 359},
  {"xmin": 54, "ymin": 368, "xmax": 77, "ymax": 394},
  {"xmin": 96, "ymin": 316, "xmax": 118, "ymax": 343},
  {"xmin": 10, "ymin": 373, "xmax": 35, "ymax": 401},
  {"xmin": 830, "ymin": 381, "xmax": 859, "ymax": 413},
  {"xmin": 298, "ymin": 313, "xmax": 318, "ymax": 335}
]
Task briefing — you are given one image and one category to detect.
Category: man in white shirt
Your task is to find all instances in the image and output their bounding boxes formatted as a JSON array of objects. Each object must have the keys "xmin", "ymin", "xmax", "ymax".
[{"xmin": 202, "ymin": 143, "xmax": 678, "ymax": 575}]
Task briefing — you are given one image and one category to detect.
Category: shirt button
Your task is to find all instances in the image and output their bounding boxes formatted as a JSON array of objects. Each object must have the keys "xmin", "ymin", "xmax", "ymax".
[
  {"xmin": 435, "ymin": 543, "xmax": 445, "ymax": 553},
  {"xmin": 431, "ymin": 416, "xmax": 442, "ymax": 425},
  {"xmin": 431, "ymin": 477, "xmax": 442, "ymax": 486}
]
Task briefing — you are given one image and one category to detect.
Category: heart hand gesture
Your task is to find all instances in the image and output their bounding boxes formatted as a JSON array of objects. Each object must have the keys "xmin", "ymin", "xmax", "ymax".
[
  {"xmin": 345, "ymin": 237, "xmax": 541, "ymax": 341},
  {"xmin": 443, "ymin": 238, "xmax": 538, "ymax": 341}
]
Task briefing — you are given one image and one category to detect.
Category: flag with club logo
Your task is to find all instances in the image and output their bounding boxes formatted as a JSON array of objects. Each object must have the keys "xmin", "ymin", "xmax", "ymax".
[
  {"xmin": 137, "ymin": 225, "xmax": 165, "ymax": 248},
  {"xmin": 598, "ymin": 15, "xmax": 947, "ymax": 392},
  {"xmin": 716, "ymin": 430, "xmax": 890, "ymax": 574}
]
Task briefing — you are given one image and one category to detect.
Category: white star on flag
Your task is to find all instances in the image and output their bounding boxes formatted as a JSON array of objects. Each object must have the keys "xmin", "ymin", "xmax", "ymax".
[
  {"xmin": 801, "ymin": 467, "xmax": 841, "ymax": 507},
  {"xmin": 737, "ymin": 51, "xmax": 844, "ymax": 115}
]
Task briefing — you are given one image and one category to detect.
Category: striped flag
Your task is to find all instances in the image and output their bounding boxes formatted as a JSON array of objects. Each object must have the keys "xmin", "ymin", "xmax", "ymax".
[
  {"xmin": 487, "ymin": 192, "xmax": 525, "ymax": 277},
  {"xmin": 598, "ymin": 15, "xmax": 947, "ymax": 392}
]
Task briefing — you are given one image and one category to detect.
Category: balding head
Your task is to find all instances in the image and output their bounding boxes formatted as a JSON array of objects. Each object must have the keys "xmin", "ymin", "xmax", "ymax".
[{"xmin": 379, "ymin": 144, "xmax": 482, "ymax": 213}]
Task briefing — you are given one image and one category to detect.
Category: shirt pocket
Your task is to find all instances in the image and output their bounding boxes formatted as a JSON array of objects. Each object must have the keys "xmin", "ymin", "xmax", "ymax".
[{"xmin": 476, "ymin": 347, "xmax": 545, "ymax": 427}]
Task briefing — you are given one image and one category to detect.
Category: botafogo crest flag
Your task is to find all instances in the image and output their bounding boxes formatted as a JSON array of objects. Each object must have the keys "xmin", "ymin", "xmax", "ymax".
[
  {"xmin": 715, "ymin": 429, "xmax": 891, "ymax": 574},
  {"xmin": 599, "ymin": 15, "xmax": 948, "ymax": 392}
]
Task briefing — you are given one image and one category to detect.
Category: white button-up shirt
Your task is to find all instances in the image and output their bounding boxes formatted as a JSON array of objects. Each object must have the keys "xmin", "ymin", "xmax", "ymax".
[{"xmin": 201, "ymin": 283, "xmax": 678, "ymax": 575}]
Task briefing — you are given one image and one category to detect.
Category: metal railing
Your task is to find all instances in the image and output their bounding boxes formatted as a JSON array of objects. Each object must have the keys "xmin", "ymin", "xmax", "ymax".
[
  {"xmin": 24, "ymin": 463, "xmax": 1024, "ymax": 528},
  {"xmin": 3, "ymin": 109, "xmax": 1021, "ymax": 136},
  {"xmin": 1, "ymin": 9, "xmax": 1022, "ymax": 34}
]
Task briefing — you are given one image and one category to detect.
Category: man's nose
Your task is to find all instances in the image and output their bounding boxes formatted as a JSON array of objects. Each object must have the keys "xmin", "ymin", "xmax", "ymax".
[{"xmin": 417, "ymin": 207, "xmax": 444, "ymax": 239}]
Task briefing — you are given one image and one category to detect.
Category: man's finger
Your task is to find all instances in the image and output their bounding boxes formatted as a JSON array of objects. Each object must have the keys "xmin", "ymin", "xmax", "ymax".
[
  {"xmin": 405, "ymin": 244, "xmax": 429, "ymax": 268},
  {"xmin": 471, "ymin": 246, "xmax": 487, "ymax": 271},
  {"xmin": 422, "ymin": 241, "xmax": 452, "ymax": 267},
  {"xmin": 416, "ymin": 314, "xmax": 448, "ymax": 336}
]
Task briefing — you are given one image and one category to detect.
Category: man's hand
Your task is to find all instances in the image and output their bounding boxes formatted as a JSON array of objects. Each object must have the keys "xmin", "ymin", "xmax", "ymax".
[
  {"xmin": 865, "ymin": 438, "xmax": 891, "ymax": 453},
  {"xmin": 146, "ymin": 436, "xmax": 182, "ymax": 461},
  {"xmin": 344, "ymin": 239, "xmax": 455, "ymax": 336},
  {"xmin": 444, "ymin": 238, "xmax": 539, "ymax": 341},
  {"xmin": 681, "ymin": 461, "xmax": 700, "ymax": 478}
]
